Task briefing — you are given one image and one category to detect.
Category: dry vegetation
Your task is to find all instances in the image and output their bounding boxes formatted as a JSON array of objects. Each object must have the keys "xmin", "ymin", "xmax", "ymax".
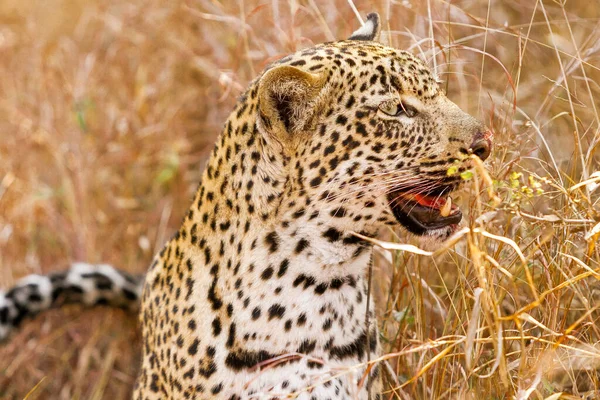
[{"xmin": 1, "ymin": 0, "xmax": 600, "ymax": 399}]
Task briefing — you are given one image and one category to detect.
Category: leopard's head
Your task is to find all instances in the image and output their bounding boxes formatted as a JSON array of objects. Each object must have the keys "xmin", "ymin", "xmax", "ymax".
[{"xmin": 256, "ymin": 13, "xmax": 492, "ymax": 241}]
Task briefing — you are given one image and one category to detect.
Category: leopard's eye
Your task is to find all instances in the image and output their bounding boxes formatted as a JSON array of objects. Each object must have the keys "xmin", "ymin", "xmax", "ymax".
[
  {"xmin": 379, "ymin": 102, "xmax": 399, "ymax": 116},
  {"xmin": 379, "ymin": 102, "xmax": 418, "ymax": 118}
]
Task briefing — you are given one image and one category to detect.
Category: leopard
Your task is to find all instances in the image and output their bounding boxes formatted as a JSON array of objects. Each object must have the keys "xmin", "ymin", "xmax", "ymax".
[{"xmin": 0, "ymin": 13, "xmax": 491, "ymax": 400}]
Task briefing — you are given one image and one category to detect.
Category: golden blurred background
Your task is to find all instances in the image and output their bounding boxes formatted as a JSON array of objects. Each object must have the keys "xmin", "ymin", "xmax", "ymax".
[{"xmin": 1, "ymin": 0, "xmax": 600, "ymax": 398}]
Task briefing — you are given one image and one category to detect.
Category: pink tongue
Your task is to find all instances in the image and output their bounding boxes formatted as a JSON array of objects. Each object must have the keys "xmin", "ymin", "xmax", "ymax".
[{"xmin": 412, "ymin": 194, "xmax": 444, "ymax": 209}]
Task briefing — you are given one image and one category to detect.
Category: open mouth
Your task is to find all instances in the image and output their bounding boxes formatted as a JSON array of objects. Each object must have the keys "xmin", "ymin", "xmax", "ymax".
[{"xmin": 387, "ymin": 189, "xmax": 462, "ymax": 236}]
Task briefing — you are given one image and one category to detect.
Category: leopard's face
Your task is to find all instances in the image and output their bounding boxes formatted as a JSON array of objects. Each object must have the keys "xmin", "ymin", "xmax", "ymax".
[{"xmin": 260, "ymin": 41, "xmax": 491, "ymax": 241}]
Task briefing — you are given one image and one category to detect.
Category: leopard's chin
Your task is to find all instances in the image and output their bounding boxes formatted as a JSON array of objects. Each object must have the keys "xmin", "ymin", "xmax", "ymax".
[{"xmin": 387, "ymin": 189, "xmax": 462, "ymax": 241}]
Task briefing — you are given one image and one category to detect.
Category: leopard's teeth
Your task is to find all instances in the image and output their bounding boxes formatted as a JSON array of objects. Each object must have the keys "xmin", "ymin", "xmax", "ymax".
[{"xmin": 439, "ymin": 197, "xmax": 452, "ymax": 217}]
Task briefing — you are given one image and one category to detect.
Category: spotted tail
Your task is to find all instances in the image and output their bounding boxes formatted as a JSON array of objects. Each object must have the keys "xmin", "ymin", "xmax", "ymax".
[{"xmin": 0, "ymin": 263, "xmax": 144, "ymax": 340}]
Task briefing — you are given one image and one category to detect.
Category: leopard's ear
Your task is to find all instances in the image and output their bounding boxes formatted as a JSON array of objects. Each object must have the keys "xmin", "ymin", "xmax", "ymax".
[
  {"xmin": 348, "ymin": 13, "xmax": 380, "ymax": 42},
  {"xmin": 258, "ymin": 65, "xmax": 325, "ymax": 140}
]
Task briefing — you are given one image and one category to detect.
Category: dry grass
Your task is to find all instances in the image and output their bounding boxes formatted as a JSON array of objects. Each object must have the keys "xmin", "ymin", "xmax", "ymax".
[{"xmin": 1, "ymin": 0, "xmax": 599, "ymax": 399}]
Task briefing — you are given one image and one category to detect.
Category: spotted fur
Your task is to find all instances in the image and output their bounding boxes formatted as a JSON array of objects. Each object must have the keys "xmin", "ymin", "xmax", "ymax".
[{"xmin": 1, "ymin": 13, "xmax": 490, "ymax": 400}]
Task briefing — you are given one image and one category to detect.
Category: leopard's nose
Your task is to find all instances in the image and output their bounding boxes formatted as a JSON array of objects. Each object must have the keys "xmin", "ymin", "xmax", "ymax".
[{"xmin": 470, "ymin": 131, "xmax": 492, "ymax": 161}]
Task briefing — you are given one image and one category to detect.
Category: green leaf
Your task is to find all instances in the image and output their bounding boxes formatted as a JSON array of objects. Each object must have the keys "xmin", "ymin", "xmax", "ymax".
[
  {"xmin": 460, "ymin": 170, "xmax": 473, "ymax": 180},
  {"xmin": 447, "ymin": 166, "xmax": 459, "ymax": 176}
]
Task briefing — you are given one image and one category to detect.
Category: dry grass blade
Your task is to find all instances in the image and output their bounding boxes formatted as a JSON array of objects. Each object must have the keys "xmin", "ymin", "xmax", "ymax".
[
  {"xmin": 464, "ymin": 287, "xmax": 484, "ymax": 371},
  {"xmin": 1, "ymin": 0, "xmax": 600, "ymax": 399},
  {"xmin": 22, "ymin": 377, "xmax": 46, "ymax": 400},
  {"xmin": 350, "ymin": 231, "xmax": 435, "ymax": 256}
]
